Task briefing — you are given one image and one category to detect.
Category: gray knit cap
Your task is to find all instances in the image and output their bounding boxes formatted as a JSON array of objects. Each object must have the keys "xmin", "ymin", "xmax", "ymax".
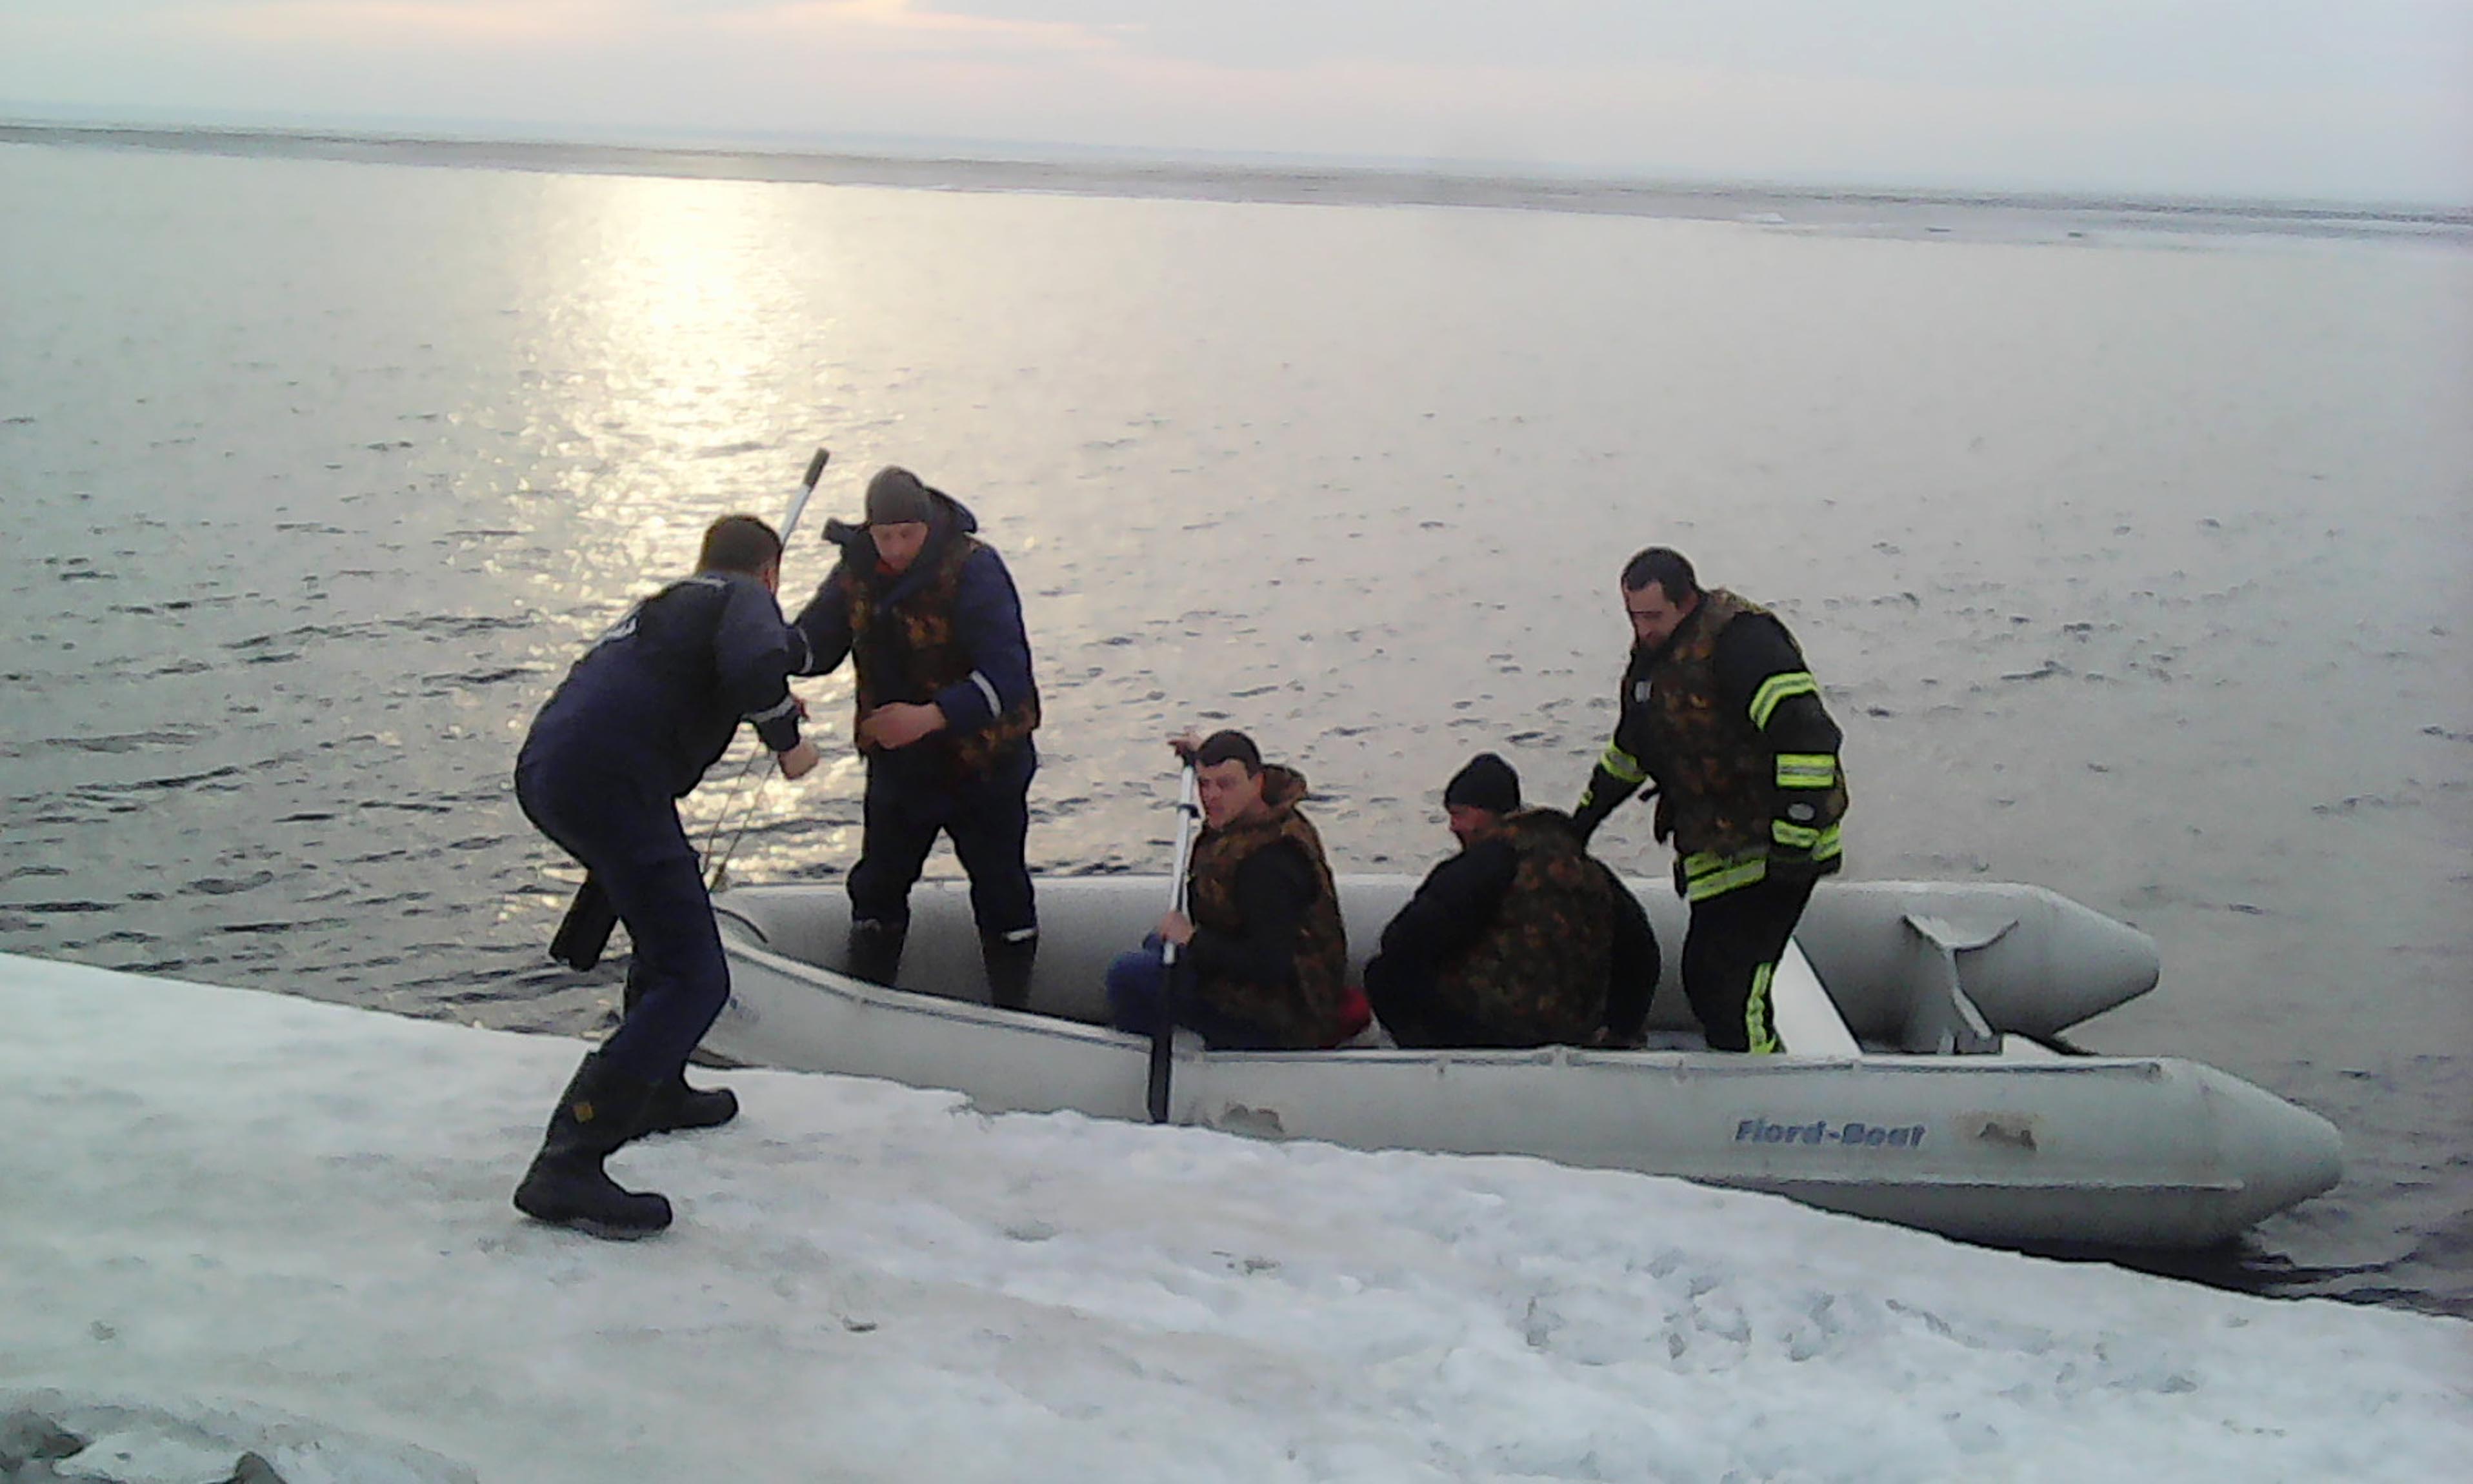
[{"xmin": 864, "ymin": 466, "xmax": 935, "ymax": 526}]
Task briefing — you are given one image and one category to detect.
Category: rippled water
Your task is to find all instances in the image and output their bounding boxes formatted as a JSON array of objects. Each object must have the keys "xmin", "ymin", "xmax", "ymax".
[{"xmin": 3, "ymin": 139, "xmax": 2467, "ymax": 1317}]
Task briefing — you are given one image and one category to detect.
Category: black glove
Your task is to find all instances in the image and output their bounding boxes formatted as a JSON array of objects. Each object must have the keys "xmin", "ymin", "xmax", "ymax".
[{"xmin": 1573, "ymin": 768, "xmax": 1654, "ymax": 846}]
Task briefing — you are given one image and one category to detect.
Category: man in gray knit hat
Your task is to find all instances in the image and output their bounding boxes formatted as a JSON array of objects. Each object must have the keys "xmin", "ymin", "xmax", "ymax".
[{"xmin": 793, "ymin": 466, "xmax": 1044, "ymax": 1007}]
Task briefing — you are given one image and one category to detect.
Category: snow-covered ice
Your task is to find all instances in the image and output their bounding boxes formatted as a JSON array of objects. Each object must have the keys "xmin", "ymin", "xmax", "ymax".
[{"xmin": 2, "ymin": 952, "xmax": 2463, "ymax": 1483}]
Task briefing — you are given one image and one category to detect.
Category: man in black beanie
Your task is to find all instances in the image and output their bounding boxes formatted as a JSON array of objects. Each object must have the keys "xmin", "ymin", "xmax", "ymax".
[
  {"xmin": 1364, "ymin": 752, "xmax": 1660, "ymax": 1048},
  {"xmin": 1443, "ymin": 752, "xmax": 1521, "ymax": 817},
  {"xmin": 793, "ymin": 466, "xmax": 1043, "ymax": 1007}
]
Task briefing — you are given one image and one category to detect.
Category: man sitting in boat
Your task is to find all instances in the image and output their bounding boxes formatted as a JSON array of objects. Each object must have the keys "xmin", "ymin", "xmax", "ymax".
[
  {"xmin": 1363, "ymin": 753, "xmax": 1662, "ymax": 1049},
  {"xmin": 1104, "ymin": 730, "xmax": 1351, "ymax": 1050}
]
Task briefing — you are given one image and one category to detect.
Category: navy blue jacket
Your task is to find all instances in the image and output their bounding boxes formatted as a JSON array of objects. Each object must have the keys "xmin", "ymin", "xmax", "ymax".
[
  {"xmin": 792, "ymin": 490, "xmax": 1037, "ymax": 763},
  {"xmin": 523, "ymin": 571, "xmax": 805, "ymax": 799}
]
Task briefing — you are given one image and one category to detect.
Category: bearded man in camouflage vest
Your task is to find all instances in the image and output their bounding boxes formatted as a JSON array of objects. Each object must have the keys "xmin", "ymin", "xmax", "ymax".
[
  {"xmin": 1105, "ymin": 730, "xmax": 1351, "ymax": 1050},
  {"xmin": 1365, "ymin": 753, "xmax": 1661, "ymax": 1048},
  {"xmin": 1571, "ymin": 548, "xmax": 1848, "ymax": 1054},
  {"xmin": 794, "ymin": 467, "xmax": 1043, "ymax": 1007}
]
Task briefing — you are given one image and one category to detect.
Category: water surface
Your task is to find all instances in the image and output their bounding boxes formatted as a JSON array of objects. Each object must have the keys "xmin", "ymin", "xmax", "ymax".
[{"xmin": 3, "ymin": 139, "xmax": 2466, "ymax": 1316}]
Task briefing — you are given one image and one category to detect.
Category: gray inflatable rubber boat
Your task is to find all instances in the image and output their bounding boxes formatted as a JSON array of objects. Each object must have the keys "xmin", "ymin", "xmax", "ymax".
[{"xmin": 706, "ymin": 876, "xmax": 2341, "ymax": 1250}]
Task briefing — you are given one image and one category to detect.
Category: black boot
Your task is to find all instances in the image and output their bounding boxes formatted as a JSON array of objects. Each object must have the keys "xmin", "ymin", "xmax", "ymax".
[
  {"xmin": 638, "ymin": 1076, "xmax": 738, "ymax": 1137},
  {"xmin": 513, "ymin": 1052, "xmax": 673, "ymax": 1238},
  {"xmin": 981, "ymin": 928, "xmax": 1038, "ymax": 1011},
  {"xmin": 621, "ymin": 962, "xmax": 737, "ymax": 1137},
  {"xmin": 845, "ymin": 917, "xmax": 908, "ymax": 987}
]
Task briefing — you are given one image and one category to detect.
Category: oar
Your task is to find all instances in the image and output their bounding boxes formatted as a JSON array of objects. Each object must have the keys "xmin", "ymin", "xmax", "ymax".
[
  {"xmin": 779, "ymin": 446, "xmax": 831, "ymax": 545},
  {"xmin": 1145, "ymin": 759, "xmax": 1203, "ymax": 1124},
  {"xmin": 701, "ymin": 445, "xmax": 832, "ymax": 890},
  {"xmin": 546, "ymin": 446, "xmax": 830, "ymax": 970}
]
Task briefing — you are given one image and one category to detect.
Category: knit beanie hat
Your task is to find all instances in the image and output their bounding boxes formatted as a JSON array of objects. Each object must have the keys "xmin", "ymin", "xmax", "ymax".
[
  {"xmin": 864, "ymin": 466, "xmax": 936, "ymax": 525},
  {"xmin": 1443, "ymin": 752, "xmax": 1521, "ymax": 814}
]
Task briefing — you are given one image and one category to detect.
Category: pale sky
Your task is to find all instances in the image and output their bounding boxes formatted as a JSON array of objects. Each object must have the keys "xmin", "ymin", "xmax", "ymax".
[{"xmin": 4, "ymin": 1, "xmax": 2468, "ymax": 203}]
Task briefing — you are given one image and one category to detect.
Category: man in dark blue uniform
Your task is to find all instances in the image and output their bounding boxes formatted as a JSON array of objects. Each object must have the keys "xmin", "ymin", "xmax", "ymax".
[
  {"xmin": 512, "ymin": 514, "xmax": 819, "ymax": 1237},
  {"xmin": 793, "ymin": 467, "xmax": 1042, "ymax": 1007}
]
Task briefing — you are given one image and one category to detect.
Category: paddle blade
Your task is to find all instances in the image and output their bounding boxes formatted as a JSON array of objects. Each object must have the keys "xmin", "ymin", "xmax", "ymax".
[
  {"xmin": 779, "ymin": 446, "xmax": 830, "ymax": 545},
  {"xmin": 1146, "ymin": 1022, "xmax": 1174, "ymax": 1124}
]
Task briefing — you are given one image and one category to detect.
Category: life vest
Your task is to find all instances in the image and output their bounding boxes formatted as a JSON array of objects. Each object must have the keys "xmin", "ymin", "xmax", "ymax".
[
  {"xmin": 1641, "ymin": 590, "xmax": 1848, "ymax": 899},
  {"xmin": 1183, "ymin": 767, "xmax": 1349, "ymax": 1049},
  {"xmin": 843, "ymin": 532, "xmax": 1039, "ymax": 777},
  {"xmin": 1433, "ymin": 810, "xmax": 1614, "ymax": 1045}
]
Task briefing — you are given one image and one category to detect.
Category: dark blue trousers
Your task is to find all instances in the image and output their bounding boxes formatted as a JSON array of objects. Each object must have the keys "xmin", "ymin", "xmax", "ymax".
[
  {"xmin": 849, "ymin": 747, "xmax": 1038, "ymax": 937},
  {"xmin": 516, "ymin": 756, "xmax": 726, "ymax": 1084},
  {"xmin": 1105, "ymin": 938, "xmax": 1286, "ymax": 1051}
]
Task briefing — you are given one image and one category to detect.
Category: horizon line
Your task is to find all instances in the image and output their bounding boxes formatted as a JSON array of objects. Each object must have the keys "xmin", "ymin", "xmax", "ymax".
[{"xmin": 5, "ymin": 114, "xmax": 2468, "ymax": 226}]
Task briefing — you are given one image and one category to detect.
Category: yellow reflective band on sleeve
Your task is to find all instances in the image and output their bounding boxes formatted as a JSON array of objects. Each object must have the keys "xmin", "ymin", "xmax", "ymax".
[
  {"xmin": 1748, "ymin": 671, "xmax": 1818, "ymax": 730},
  {"xmin": 1774, "ymin": 753, "xmax": 1837, "ymax": 788},
  {"xmin": 1599, "ymin": 743, "xmax": 1648, "ymax": 784},
  {"xmin": 1770, "ymin": 819, "xmax": 1845, "ymax": 856},
  {"xmin": 1745, "ymin": 961, "xmax": 1779, "ymax": 1054}
]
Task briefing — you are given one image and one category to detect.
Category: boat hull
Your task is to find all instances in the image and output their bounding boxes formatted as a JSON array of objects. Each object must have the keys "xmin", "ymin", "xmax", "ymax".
[{"xmin": 705, "ymin": 877, "xmax": 2340, "ymax": 1250}]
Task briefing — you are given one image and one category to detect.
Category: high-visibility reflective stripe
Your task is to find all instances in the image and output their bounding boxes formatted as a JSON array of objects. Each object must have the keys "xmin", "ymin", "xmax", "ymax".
[
  {"xmin": 1772, "ymin": 819, "xmax": 1821, "ymax": 850},
  {"xmin": 1774, "ymin": 752, "xmax": 1837, "ymax": 788},
  {"xmin": 1684, "ymin": 831, "xmax": 1843, "ymax": 902},
  {"xmin": 1599, "ymin": 744, "xmax": 1648, "ymax": 784},
  {"xmin": 1746, "ymin": 961, "xmax": 1779, "ymax": 1054},
  {"xmin": 1748, "ymin": 671, "xmax": 1818, "ymax": 729},
  {"xmin": 1684, "ymin": 853, "xmax": 1768, "ymax": 901},
  {"xmin": 1768, "ymin": 819, "xmax": 1845, "ymax": 856}
]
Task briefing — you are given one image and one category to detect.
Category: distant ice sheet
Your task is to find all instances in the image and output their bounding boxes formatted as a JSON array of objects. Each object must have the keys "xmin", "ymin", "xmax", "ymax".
[
  {"xmin": 1, "ymin": 953, "xmax": 2465, "ymax": 1483},
  {"xmin": 5, "ymin": 123, "xmax": 2466, "ymax": 248}
]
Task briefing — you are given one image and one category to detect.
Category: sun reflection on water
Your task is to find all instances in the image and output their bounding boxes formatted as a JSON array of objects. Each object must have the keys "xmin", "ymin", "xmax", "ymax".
[{"xmin": 513, "ymin": 176, "xmax": 857, "ymax": 596}]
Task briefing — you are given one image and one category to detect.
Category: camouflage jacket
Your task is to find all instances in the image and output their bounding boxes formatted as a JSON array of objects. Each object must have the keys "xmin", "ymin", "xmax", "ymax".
[
  {"xmin": 1183, "ymin": 767, "xmax": 1349, "ymax": 1048},
  {"xmin": 1433, "ymin": 809, "xmax": 1616, "ymax": 1045}
]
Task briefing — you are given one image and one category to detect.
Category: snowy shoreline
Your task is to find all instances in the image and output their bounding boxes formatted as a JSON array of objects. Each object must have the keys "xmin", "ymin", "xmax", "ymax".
[{"xmin": 3, "ymin": 953, "xmax": 2465, "ymax": 1482}]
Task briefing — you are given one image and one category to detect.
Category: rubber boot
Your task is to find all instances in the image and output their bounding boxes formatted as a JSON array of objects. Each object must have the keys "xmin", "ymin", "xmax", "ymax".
[
  {"xmin": 512, "ymin": 1052, "xmax": 673, "ymax": 1238},
  {"xmin": 621, "ymin": 963, "xmax": 738, "ymax": 1136},
  {"xmin": 981, "ymin": 929, "xmax": 1038, "ymax": 1012},
  {"xmin": 637, "ymin": 1074, "xmax": 738, "ymax": 1137},
  {"xmin": 846, "ymin": 917, "xmax": 908, "ymax": 988}
]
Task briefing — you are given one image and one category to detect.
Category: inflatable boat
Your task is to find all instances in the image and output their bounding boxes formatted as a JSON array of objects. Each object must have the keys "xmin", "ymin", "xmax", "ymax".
[{"xmin": 705, "ymin": 876, "xmax": 2342, "ymax": 1250}]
